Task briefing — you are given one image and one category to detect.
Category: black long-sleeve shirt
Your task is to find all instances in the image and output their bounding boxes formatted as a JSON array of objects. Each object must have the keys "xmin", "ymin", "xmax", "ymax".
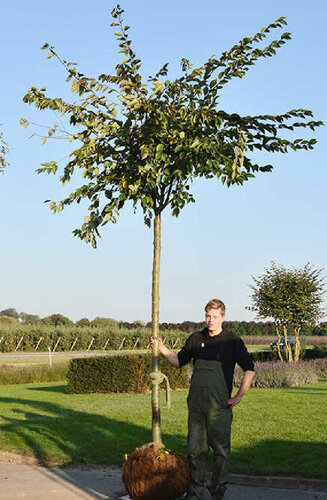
[{"xmin": 177, "ymin": 328, "xmax": 255, "ymax": 396}]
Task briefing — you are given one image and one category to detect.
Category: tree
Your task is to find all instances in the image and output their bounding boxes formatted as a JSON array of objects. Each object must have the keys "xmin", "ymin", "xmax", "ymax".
[
  {"xmin": 41, "ymin": 313, "xmax": 74, "ymax": 327},
  {"xmin": 75, "ymin": 317, "xmax": 90, "ymax": 327},
  {"xmin": 0, "ymin": 308, "xmax": 19, "ymax": 319},
  {"xmin": 249, "ymin": 262, "xmax": 325, "ymax": 361},
  {"xmin": 90, "ymin": 317, "xmax": 118, "ymax": 329},
  {"xmin": 22, "ymin": 6, "xmax": 322, "ymax": 442},
  {"xmin": 20, "ymin": 312, "xmax": 40, "ymax": 324}
]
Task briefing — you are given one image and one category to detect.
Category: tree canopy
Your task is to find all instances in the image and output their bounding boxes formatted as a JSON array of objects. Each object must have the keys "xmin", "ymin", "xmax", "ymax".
[
  {"xmin": 0, "ymin": 308, "xmax": 20, "ymax": 319},
  {"xmin": 22, "ymin": 9, "xmax": 322, "ymax": 248},
  {"xmin": 40, "ymin": 313, "xmax": 74, "ymax": 327},
  {"xmin": 249, "ymin": 262, "xmax": 325, "ymax": 361}
]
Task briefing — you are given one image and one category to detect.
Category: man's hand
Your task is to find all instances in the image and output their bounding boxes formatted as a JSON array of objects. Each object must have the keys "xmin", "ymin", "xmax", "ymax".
[
  {"xmin": 149, "ymin": 337, "xmax": 180, "ymax": 368},
  {"xmin": 228, "ymin": 370, "xmax": 255, "ymax": 408},
  {"xmin": 149, "ymin": 336, "xmax": 164, "ymax": 351},
  {"xmin": 228, "ymin": 393, "xmax": 243, "ymax": 408}
]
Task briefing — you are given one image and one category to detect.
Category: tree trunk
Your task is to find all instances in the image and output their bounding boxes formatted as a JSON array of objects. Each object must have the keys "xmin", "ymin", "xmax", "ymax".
[
  {"xmin": 294, "ymin": 325, "xmax": 301, "ymax": 362},
  {"xmin": 283, "ymin": 325, "xmax": 293, "ymax": 362},
  {"xmin": 151, "ymin": 213, "xmax": 162, "ymax": 443},
  {"xmin": 275, "ymin": 323, "xmax": 284, "ymax": 362}
]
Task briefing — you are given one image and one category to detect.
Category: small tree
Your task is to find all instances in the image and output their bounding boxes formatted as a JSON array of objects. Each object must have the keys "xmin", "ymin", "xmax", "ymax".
[
  {"xmin": 249, "ymin": 262, "xmax": 325, "ymax": 361},
  {"xmin": 22, "ymin": 6, "xmax": 322, "ymax": 441}
]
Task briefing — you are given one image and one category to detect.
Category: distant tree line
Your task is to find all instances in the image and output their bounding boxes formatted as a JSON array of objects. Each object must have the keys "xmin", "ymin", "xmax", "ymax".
[{"xmin": 0, "ymin": 308, "xmax": 326, "ymax": 336}]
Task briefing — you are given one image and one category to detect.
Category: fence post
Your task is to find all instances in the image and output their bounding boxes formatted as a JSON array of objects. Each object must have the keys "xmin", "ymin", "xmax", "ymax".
[
  {"xmin": 15, "ymin": 336, "xmax": 24, "ymax": 352},
  {"xmin": 35, "ymin": 337, "xmax": 43, "ymax": 350},
  {"xmin": 70, "ymin": 337, "xmax": 78, "ymax": 351},
  {"xmin": 87, "ymin": 338, "xmax": 95, "ymax": 351},
  {"xmin": 53, "ymin": 337, "xmax": 61, "ymax": 352},
  {"xmin": 48, "ymin": 346, "xmax": 52, "ymax": 368},
  {"xmin": 103, "ymin": 338, "xmax": 110, "ymax": 350},
  {"xmin": 132, "ymin": 338, "xmax": 140, "ymax": 350},
  {"xmin": 118, "ymin": 337, "xmax": 125, "ymax": 350},
  {"xmin": 172, "ymin": 338, "xmax": 179, "ymax": 349}
]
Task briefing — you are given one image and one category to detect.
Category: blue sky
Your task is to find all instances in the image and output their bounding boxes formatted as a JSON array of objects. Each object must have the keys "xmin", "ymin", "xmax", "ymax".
[{"xmin": 0, "ymin": 0, "xmax": 326, "ymax": 323}]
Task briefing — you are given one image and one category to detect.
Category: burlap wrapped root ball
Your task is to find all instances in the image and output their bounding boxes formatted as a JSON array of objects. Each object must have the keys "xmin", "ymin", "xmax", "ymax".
[{"xmin": 122, "ymin": 442, "xmax": 190, "ymax": 500}]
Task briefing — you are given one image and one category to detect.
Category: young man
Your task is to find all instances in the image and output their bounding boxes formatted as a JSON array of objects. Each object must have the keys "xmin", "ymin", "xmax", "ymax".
[{"xmin": 151, "ymin": 299, "xmax": 255, "ymax": 500}]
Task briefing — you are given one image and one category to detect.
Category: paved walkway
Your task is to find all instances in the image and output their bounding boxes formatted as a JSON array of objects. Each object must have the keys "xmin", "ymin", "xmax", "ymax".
[{"xmin": 0, "ymin": 463, "xmax": 326, "ymax": 500}]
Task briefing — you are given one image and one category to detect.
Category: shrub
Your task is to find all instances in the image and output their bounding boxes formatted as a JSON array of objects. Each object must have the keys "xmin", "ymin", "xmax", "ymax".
[
  {"xmin": 67, "ymin": 354, "xmax": 189, "ymax": 394},
  {"xmin": 305, "ymin": 345, "xmax": 327, "ymax": 359},
  {"xmin": 309, "ymin": 358, "xmax": 327, "ymax": 378},
  {"xmin": 250, "ymin": 349, "xmax": 305, "ymax": 362},
  {"xmin": 234, "ymin": 360, "xmax": 324, "ymax": 388}
]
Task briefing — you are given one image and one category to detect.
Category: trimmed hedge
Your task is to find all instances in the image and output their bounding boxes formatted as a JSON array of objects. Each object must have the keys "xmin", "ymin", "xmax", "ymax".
[
  {"xmin": 250, "ymin": 349, "xmax": 308, "ymax": 362},
  {"xmin": 305, "ymin": 345, "xmax": 327, "ymax": 359},
  {"xmin": 66, "ymin": 354, "xmax": 190, "ymax": 394}
]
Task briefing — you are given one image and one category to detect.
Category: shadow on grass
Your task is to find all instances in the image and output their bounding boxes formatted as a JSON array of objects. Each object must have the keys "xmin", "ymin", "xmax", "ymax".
[
  {"xmin": 231, "ymin": 439, "xmax": 327, "ymax": 478},
  {"xmin": 0, "ymin": 389, "xmax": 187, "ymax": 464},
  {"xmin": 0, "ymin": 390, "xmax": 187, "ymax": 498},
  {"xmin": 28, "ymin": 384, "xmax": 68, "ymax": 393},
  {"xmin": 285, "ymin": 386, "xmax": 327, "ymax": 395}
]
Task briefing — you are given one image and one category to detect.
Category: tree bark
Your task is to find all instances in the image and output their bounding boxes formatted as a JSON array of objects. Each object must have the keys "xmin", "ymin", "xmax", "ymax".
[
  {"xmin": 283, "ymin": 325, "xmax": 293, "ymax": 362},
  {"xmin": 151, "ymin": 213, "xmax": 162, "ymax": 443},
  {"xmin": 294, "ymin": 326, "xmax": 301, "ymax": 362},
  {"xmin": 275, "ymin": 323, "xmax": 284, "ymax": 362}
]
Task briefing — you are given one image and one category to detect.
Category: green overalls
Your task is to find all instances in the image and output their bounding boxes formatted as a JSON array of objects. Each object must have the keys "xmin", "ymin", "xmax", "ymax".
[{"xmin": 187, "ymin": 359, "xmax": 232, "ymax": 499}]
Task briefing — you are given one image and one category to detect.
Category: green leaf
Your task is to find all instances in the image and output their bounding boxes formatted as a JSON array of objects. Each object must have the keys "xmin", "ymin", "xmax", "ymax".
[
  {"xmin": 140, "ymin": 145, "xmax": 149, "ymax": 159},
  {"xmin": 155, "ymin": 143, "xmax": 164, "ymax": 160},
  {"xmin": 20, "ymin": 118, "xmax": 29, "ymax": 128},
  {"xmin": 190, "ymin": 138, "xmax": 200, "ymax": 148}
]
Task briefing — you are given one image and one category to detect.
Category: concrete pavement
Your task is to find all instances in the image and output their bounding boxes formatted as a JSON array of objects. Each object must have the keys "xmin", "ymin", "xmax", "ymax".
[{"xmin": 0, "ymin": 462, "xmax": 326, "ymax": 500}]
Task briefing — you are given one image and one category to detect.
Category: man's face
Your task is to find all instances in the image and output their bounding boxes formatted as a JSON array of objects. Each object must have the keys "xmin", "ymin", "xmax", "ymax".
[{"xmin": 205, "ymin": 308, "xmax": 225, "ymax": 333}]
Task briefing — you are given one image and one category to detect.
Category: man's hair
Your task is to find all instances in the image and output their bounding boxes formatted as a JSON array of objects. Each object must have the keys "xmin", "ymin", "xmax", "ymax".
[{"xmin": 205, "ymin": 299, "xmax": 225, "ymax": 314}]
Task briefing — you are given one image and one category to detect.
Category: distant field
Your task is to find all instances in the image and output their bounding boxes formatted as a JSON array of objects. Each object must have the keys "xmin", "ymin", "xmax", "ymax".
[{"xmin": 0, "ymin": 343, "xmax": 316, "ymax": 365}]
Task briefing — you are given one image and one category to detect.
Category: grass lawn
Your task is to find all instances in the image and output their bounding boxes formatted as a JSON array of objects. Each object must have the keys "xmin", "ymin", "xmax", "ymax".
[
  {"xmin": 0, "ymin": 380, "xmax": 326, "ymax": 478},
  {"xmin": 245, "ymin": 345, "xmax": 270, "ymax": 352}
]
